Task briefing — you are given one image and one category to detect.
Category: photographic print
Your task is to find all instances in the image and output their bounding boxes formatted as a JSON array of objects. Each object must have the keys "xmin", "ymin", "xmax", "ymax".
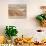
[{"xmin": 8, "ymin": 4, "xmax": 26, "ymax": 19}]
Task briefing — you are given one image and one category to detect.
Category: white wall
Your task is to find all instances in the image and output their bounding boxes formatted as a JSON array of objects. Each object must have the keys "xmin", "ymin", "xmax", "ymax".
[{"xmin": 0, "ymin": 0, "xmax": 46, "ymax": 41}]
